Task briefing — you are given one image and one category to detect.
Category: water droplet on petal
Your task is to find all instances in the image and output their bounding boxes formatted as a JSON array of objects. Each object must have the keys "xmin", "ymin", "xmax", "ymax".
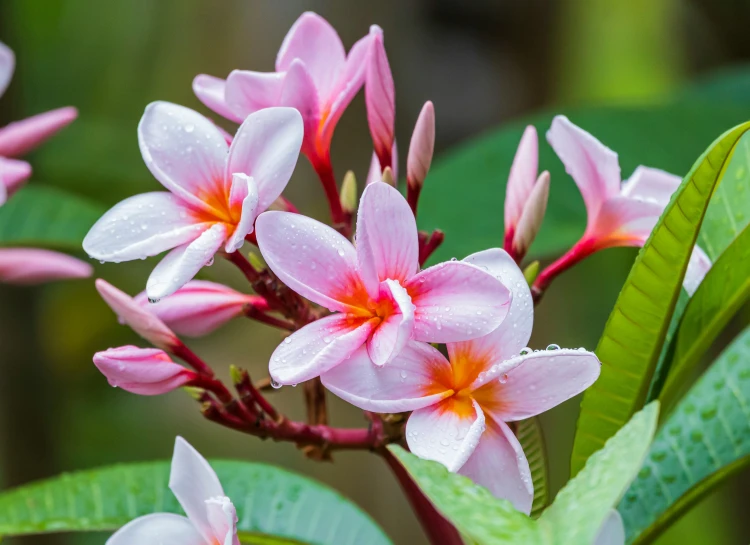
[
  {"xmin": 271, "ymin": 379, "xmax": 282, "ymax": 389},
  {"xmin": 546, "ymin": 343, "xmax": 560, "ymax": 351}
]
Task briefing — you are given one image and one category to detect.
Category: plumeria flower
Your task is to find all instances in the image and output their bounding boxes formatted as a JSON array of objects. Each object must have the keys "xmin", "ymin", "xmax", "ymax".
[
  {"xmin": 107, "ymin": 437, "xmax": 239, "ymax": 545},
  {"xmin": 323, "ymin": 248, "xmax": 600, "ymax": 513},
  {"xmin": 0, "ymin": 248, "xmax": 92, "ymax": 284},
  {"xmin": 256, "ymin": 182, "xmax": 512, "ymax": 385},
  {"xmin": 541, "ymin": 115, "xmax": 710, "ymax": 295},
  {"xmin": 83, "ymin": 103, "xmax": 303, "ymax": 301}
]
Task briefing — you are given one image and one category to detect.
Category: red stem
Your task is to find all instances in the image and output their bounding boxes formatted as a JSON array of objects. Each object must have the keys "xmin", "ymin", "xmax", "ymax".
[
  {"xmin": 172, "ymin": 343, "xmax": 214, "ymax": 377},
  {"xmin": 532, "ymin": 238, "xmax": 596, "ymax": 302},
  {"xmin": 418, "ymin": 230, "xmax": 445, "ymax": 266},
  {"xmin": 407, "ymin": 181, "xmax": 421, "ymax": 217},
  {"xmin": 309, "ymin": 151, "xmax": 349, "ymax": 236},
  {"xmin": 244, "ymin": 306, "xmax": 296, "ymax": 331}
]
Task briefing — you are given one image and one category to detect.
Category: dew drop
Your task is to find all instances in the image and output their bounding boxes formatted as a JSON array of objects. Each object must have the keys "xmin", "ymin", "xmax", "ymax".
[
  {"xmin": 185, "ymin": 123, "xmax": 195, "ymax": 133},
  {"xmin": 271, "ymin": 379, "xmax": 282, "ymax": 389},
  {"xmin": 519, "ymin": 347, "xmax": 532, "ymax": 356},
  {"xmin": 546, "ymin": 343, "xmax": 560, "ymax": 351}
]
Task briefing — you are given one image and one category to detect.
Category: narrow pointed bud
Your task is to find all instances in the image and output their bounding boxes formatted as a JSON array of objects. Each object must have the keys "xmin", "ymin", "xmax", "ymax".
[
  {"xmin": 248, "ymin": 252, "xmax": 266, "ymax": 272},
  {"xmin": 0, "ymin": 106, "xmax": 78, "ymax": 157},
  {"xmin": 340, "ymin": 170, "xmax": 358, "ymax": 214},
  {"xmin": 0, "ymin": 157, "xmax": 32, "ymax": 204},
  {"xmin": 93, "ymin": 346, "xmax": 196, "ymax": 396},
  {"xmin": 381, "ymin": 166, "xmax": 395, "ymax": 187},
  {"xmin": 230, "ymin": 364, "xmax": 244, "ymax": 386},
  {"xmin": 407, "ymin": 101, "xmax": 435, "ymax": 191},
  {"xmin": 0, "ymin": 249, "xmax": 92, "ymax": 284},
  {"xmin": 184, "ymin": 386, "xmax": 207, "ymax": 400},
  {"xmin": 523, "ymin": 260, "xmax": 540, "ymax": 286},
  {"xmin": 512, "ymin": 171, "xmax": 549, "ymax": 260},
  {"xmin": 365, "ymin": 26, "xmax": 395, "ymax": 171}
]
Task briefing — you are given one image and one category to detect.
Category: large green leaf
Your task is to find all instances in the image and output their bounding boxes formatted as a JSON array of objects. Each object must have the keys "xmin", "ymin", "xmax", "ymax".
[
  {"xmin": 570, "ymin": 121, "xmax": 750, "ymax": 476},
  {"xmin": 515, "ymin": 417, "xmax": 548, "ymax": 518},
  {"xmin": 619, "ymin": 327, "xmax": 750, "ymax": 544},
  {"xmin": 0, "ymin": 460, "xmax": 392, "ymax": 545},
  {"xmin": 0, "ymin": 184, "xmax": 104, "ymax": 251}
]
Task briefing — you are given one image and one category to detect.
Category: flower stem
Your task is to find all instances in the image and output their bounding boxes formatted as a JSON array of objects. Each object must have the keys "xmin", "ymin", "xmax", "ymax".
[
  {"xmin": 532, "ymin": 238, "xmax": 595, "ymax": 303},
  {"xmin": 309, "ymin": 151, "xmax": 351, "ymax": 237},
  {"xmin": 418, "ymin": 229, "xmax": 445, "ymax": 266}
]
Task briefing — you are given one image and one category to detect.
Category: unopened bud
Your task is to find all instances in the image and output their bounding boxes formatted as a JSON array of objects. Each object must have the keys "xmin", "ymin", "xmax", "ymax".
[
  {"xmin": 230, "ymin": 364, "xmax": 245, "ymax": 386},
  {"xmin": 382, "ymin": 166, "xmax": 395, "ymax": 187},
  {"xmin": 523, "ymin": 261, "xmax": 540, "ymax": 286},
  {"xmin": 365, "ymin": 26, "xmax": 395, "ymax": 171},
  {"xmin": 512, "ymin": 171, "xmax": 550, "ymax": 260},
  {"xmin": 407, "ymin": 101, "xmax": 435, "ymax": 191},
  {"xmin": 248, "ymin": 252, "xmax": 266, "ymax": 272},
  {"xmin": 340, "ymin": 170, "xmax": 358, "ymax": 214},
  {"xmin": 184, "ymin": 386, "xmax": 207, "ymax": 400}
]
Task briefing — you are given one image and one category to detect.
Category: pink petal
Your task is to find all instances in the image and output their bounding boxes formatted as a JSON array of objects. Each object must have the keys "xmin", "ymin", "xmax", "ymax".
[
  {"xmin": 134, "ymin": 280, "xmax": 263, "ymax": 337},
  {"xmin": 621, "ymin": 166, "xmax": 681, "ymax": 207},
  {"xmin": 225, "ymin": 70, "xmax": 285, "ymax": 120},
  {"xmin": 512, "ymin": 171, "xmax": 550, "ymax": 258},
  {"xmin": 0, "ymin": 106, "xmax": 77, "ymax": 158},
  {"xmin": 146, "ymin": 223, "xmax": 227, "ymax": 301},
  {"xmin": 406, "ymin": 101, "xmax": 435, "ymax": 190},
  {"xmin": 457, "ymin": 417, "xmax": 533, "ymax": 514},
  {"xmin": 0, "ymin": 41, "xmax": 15, "ymax": 99},
  {"xmin": 322, "ymin": 341, "xmax": 453, "ymax": 413},
  {"xmin": 0, "ymin": 248, "xmax": 92, "ymax": 284},
  {"xmin": 224, "ymin": 173, "xmax": 259, "ymax": 253},
  {"xmin": 106, "ymin": 513, "xmax": 204, "ymax": 545},
  {"xmin": 365, "ymin": 26, "xmax": 395, "ymax": 170},
  {"xmin": 269, "ymin": 313, "xmax": 377, "ymax": 385},
  {"xmin": 83, "ymin": 192, "xmax": 208, "ymax": 263},
  {"xmin": 594, "ymin": 510, "xmax": 626, "ymax": 545},
  {"xmin": 170, "ymin": 437, "xmax": 226, "ymax": 542},
  {"xmin": 226, "ymin": 106, "xmax": 303, "ymax": 210},
  {"xmin": 471, "ymin": 348, "xmax": 601, "ymax": 421},
  {"xmin": 138, "ymin": 102, "xmax": 228, "ymax": 213},
  {"xmin": 406, "ymin": 397, "xmax": 486, "ymax": 472},
  {"xmin": 546, "ymin": 115, "xmax": 621, "ymax": 220},
  {"xmin": 366, "ymin": 279, "xmax": 416, "ymax": 366},
  {"xmin": 406, "ymin": 260, "xmax": 511, "ymax": 343},
  {"xmin": 365, "ymin": 150, "xmax": 381, "ymax": 186},
  {"xmin": 590, "ymin": 194, "xmax": 664, "ymax": 244},
  {"xmin": 255, "ymin": 211, "xmax": 366, "ymax": 313},
  {"xmin": 504, "ymin": 126, "xmax": 539, "ymax": 232},
  {"xmin": 684, "ymin": 245, "xmax": 711, "ymax": 296},
  {"xmin": 205, "ymin": 496, "xmax": 240, "ymax": 545},
  {"xmin": 0, "ymin": 157, "xmax": 32, "ymax": 202},
  {"xmin": 192, "ymin": 74, "xmax": 243, "ymax": 123},
  {"xmin": 356, "ymin": 182, "xmax": 419, "ymax": 298},
  {"xmin": 276, "ymin": 12, "xmax": 346, "ymax": 100}
]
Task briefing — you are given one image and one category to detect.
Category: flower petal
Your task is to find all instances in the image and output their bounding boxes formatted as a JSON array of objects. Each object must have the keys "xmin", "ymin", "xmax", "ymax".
[
  {"xmin": 255, "ymin": 211, "xmax": 366, "ymax": 313},
  {"xmin": 504, "ymin": 125, "xmax": 539, "ymax": 231},
  {"xmin": 146, "ymin": 223, "xmax": 227, "ymax": 301},
  {"xmin": 0, "ymin": 106, "xmax": 78, "ymax": 158},
  {"xmin": 192, "ymin": 74, "xmax": 243, "ymax": 123},
  {"xmin": 269, "ymin": 313, "xmax": 377, "ymax": 385},
  {"xmin": 93, "ymin": 346, "xmax": 195, "ymax": 396},
  {"xmin": 684, "ymin": 245, "xmax": 711, "ymax": 296},
  {"xmin": 0, "ymin": 157, "xmax": 32, "ymax": 202},
  {"xmin": 406, "ymin": 396, "xmax": 486, "ymax": 472},
  {"xmin": 0, "ymin": 248, "xmax": 92, "ymax": 284},
  {"xmin": 276, "ymin": 12, "xmax": 346, "ymax": 100},
  {"xmin": 224, "ymin": 174, "xmax": 259, "ymax": 253},
  {"xmin": 225, "ymin": 70, "xmax": 285, "ymax": 119},
  {"xmin": 226, "ymin": 107, "xmax": 303, "ymax": 211},
  {"xmin": 457, "ymin": 417, "xmax": 533, "ymax": 514},
  {"xmin": 366, "ymin": 279, "xmax": 416, "ymax": 366},
  {"xmin": 365, "ymin": 26, "xmax": 395, "ymax": 170},
  {"xmin": 83, "ymin": 192, "xmax": 208, "ymax": 263},
  {"xmin": 138, "ymin": 102, "xmax": 228, "ymax": 213},
  {"xmin": 621, "ymin": 166, "xmax": 681, "ymax": 207},
  {"xmin": 356, "ymin": 182, "xmax": 419, "ymax": 298},
  {"xmin": 205, "ymin": 496, "xmax": 240, "ymax": 545},
  {"xmin": 0, "ymin": 41, "xmax": 15, "ymax": 99},
  {"xmin": 279, "ymin": 60, "xmax": 321, "ymax": 150},
  {"xmin": 591, "ymin": 195, "xmax": 664, "ymax": 244},
  {"xmin": 365, "ymin": 150, "xmax": 381, "ymax": 186},
  {"xmin": 106, "ymin": 513, "xmax": 204, "ymax": 545},
  {"xmin": 322, "ymin": 341, "xmax": 453, "ymax": 413},
  {"xmin": 594, "ymin": 510, "xmax": 626, "ymax": 545},
  {"xmin": 546, "ymin": 115, "xmax": 621, "ymax": 219},
  {"xmin": 406, "ymin": 260, "xmax": 511, "ymax": 343}
]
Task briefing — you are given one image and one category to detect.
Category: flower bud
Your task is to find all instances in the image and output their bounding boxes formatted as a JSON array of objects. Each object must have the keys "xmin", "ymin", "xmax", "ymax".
[
  {"xmin": 0, "ymin": 249, "xmax": 92, "ymax": 284},
  {"xmin": 504, "ymin": 126, "xmax": 539, "ymax": 237},
  {"xmin": 0, "ymin": 157, "xmax": 31, "ymax": 205},
  {"xmin": 0, "ymin": 106, "xmax": 78, "ymax": 157},
  {"xmin": 340, "ymin": 170, "xmax": 358, "ymax": 214},
  {"xmin": 93, "ymin": 345, "xmax": 196, "ymax": 396},
  {"xmin": 381, "ymin": 166, "xmax": 395, "ymax": 187},
  {"xmin": 511, "ymin": 171, "xmax": 550, "ymax": 260},
  {"xmin": 365, "ymin": 25, "xmax": 395, "ymax": 171},
  {"xmin": 407, "ymin": 101, "xmax": 435, "ymax": 192}
]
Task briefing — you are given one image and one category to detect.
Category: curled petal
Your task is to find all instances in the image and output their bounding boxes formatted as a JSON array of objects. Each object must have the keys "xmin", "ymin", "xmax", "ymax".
[
  {"xmin": 0, "ymin": 248, "xmax": 92, "ymax": 284},
  {"xmin": 366, "ymin": 279, "xmax": 415, "ymax": 366},
  {"xmin": 365, "ymin": 26, "xmax": 395, "ymax": 170},
  {"xmin": 684, "ymin": 245, "xmax": 712, "ymax": 296},
  {"xmin": 512, "ymin": 171, "xmax": 550, "ymax": 258},
  {"xmin": 205, "ymin": 496, "xmax": 240, "ymax": 545},
  {"xmin": 0, "ymin": 157, "xmax": 32, "ymax": 203},
  {"xmin": 224, "ymin": 173, "xmax": 259, "ymax": 253},
  {"xmin": 106, "ymin": 513, "xmax": 204, "ymax": 545},
  {"xmin": 192, "ymin": 74, "xmax": 243, "ymax": 123},
  {"xmin": 504, "ymin": 125, "xmax": 539, "ymax": 231},
  {"xmin": 0, "ymin": 106, "xmax": 77, "ymax": 158},
  {"xmin": 621, "ymin": 166, "xmax": 681, "ymax": 207},
  {"xmin": 0, "ymin": 41, "xmax": 14, "ymax": 99},
  {"xmin": 279, "ymin": 61, "xmax": 321, "ymax": 151},
  {"xmin": 225, "ymin": 70, "xmax": 285, "ymax": 119},
  {"xmin": 93, "ymin": 346, "xmax": 194, "ymax": 396},
  {"xmin": 406, "ymin": 101, "xmax": 435, "ymax": 191},
  {"xmin": 322, "ymin": 342, "xmax": 453, "ymax": 413},
  {"xmin": 590, "ymin": 195, "xmax": 664, "ymax": 244},
  {"xmin": 594, "ymin": 510, "xmax": 626, "ymax": 545}
]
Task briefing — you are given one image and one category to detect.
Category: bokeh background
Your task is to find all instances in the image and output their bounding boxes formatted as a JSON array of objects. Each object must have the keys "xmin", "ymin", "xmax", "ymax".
[{"xmin": 0, "ymin": 0, "xmax": 748, "ymax": 543}]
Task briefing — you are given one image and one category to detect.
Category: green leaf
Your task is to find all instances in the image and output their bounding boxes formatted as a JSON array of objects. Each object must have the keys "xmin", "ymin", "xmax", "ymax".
[
  {"xmin": 0, "ymin": 460, "xmax": 392, "ymax": 545},
  {"xmin": 0, "ymin": 184, "xmax": 104, "ymax": 251},
  {"xmin": 515, "ymin": 417, "xmax": 548, "ymax": 518},
  {"xmin": 570, "ymin": 120, "xmax": 750, "ymax": 476},
  {"xmin": 619, "ymin": 327, "xmax": 750, "ymax": 545}
]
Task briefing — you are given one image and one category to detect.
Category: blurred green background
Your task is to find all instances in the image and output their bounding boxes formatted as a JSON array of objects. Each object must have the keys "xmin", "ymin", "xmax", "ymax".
[{"xmin": 0, "ymin": 0, "xmax": 748, "ymax": 543}]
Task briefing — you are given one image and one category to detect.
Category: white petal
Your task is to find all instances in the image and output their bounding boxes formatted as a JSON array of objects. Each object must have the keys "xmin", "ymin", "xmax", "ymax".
[
  {"xmin": 224, "ymin": 173, "xmax": 259, "ymax": 253},
  {"xmin": 106, "ymin": 514, "xmax": 203, "ymax": 545},
  {"xmin": 0, "ymin": 41, "xmax": 14, "ymax": 99}
]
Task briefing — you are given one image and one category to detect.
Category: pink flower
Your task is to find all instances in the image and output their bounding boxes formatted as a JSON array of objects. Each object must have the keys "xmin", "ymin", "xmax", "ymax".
[
  {"xmin": 366, "ymin": 27, "xmax": 395, "ymax": 172},
  {"xmin": 93, "ymin": 345, "xmax": 196, "ymax": 396},
  {"xmin": 106, "ymin": 437, "xmax": 239, "ymax": 545},
  {"xmin": 322, "ymin": 248, "xmax": 600, "ymax": 512},
  {"xmin": 83, "ymin": 103, "xmax": 303, "ymax": 300},
  {"xmin": 0, "ymin": 248, "xmax": 92, "ymax": 284},
  {"xmin": 255, "ymin": 181, "xmax": 512, "ymax": 385},
  {"xmin": 134, "ymin": 280, "xmax": 269, "ymax": 337}
]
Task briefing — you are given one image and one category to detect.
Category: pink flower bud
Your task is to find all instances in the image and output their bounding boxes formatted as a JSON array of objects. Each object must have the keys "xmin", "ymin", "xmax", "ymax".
[
  {"xmin": 95, "ymin": 278, "xmax": 178, "ymax": 351},
  {"xmin": 365, "ymin": 25, "xmax": 395, "ymax": 171},
  {"xmin": 511, "ymin": 171, "xmax": 550, "ymax": 259},
  {"xmin": 504, "ymin": 126, "xmax": 539, "ymax": 237},
  {"xmin": 0, "ymin": 157, "xmax": 31, "ymax": 205},
  {"xmin": 0, "ymin": 106, "xmax": 78, "ymax": 158},
  {"xmin": 0, "ymin": 248, "xmax": 92, "ymax": 284},
  {"xmin": 406, "ymin": 101, "xmax": 435, "ymax": 191},
  {"xmin": 134, "ymin": 280, "xmax": 268, "ymax": 337},
  {"xmin": 93, "ymin": 345, "xmax": 196, "ymax": 395}
]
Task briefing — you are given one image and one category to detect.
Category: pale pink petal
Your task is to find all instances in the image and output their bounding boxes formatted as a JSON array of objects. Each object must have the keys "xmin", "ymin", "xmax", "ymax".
[
  {"xmin": 457, "ymin": 417, "xmax": 533, "ymax": 514},
  {"xmin": 504, "ymin": 126, "xmax": 538, "ymax": 232},
  {"xmin": 226, "ymin": 107, "xmax": 303, "ymax": 210},
  {"xmin": 365, "ymin": 26, "xmax": 395, "ymax": 170},
  {"xmin": 0, "ymin": 42, "xmax": 14, "ymax": 99},
  {"xmin": 93, "ymin": 346, "xmax": 195, "ymax": 396},
  {"xmin": 356, "ymin": 182, "xmax": 419, "ymax": 298},
  {"xmin": 0, "ymin": 248, "xmax": 92, "ymax": 284},
  {"xmin": 279, "ymin": 60, "xmax": 321, "ymax": 154},
  {"xmin": 684, "ymin": 245, "xmax": 711, "ymax": 296},
  {"xmin": 406, "ymin": 397, "xmax": 486, "ymax": 472},
  {"xmin": 0, "ymin": 106, "xmax": 77, "ymax": 158},
  {"xmin": 406, "ymin": 101, "xmax": 435, "ymax": 190},
  {"xmin": 406, "ymin": 261, "xmax": 511, "ymax": 343},
  {"xmin": 224, "ymin": 173, "xmax": 259, "ymax": 253},
  {"xmin": 471, "ymin": 348, "xmax": 601, "ymax": 421},
  {"xmin": 106, "ymin": 513, "xmax": 204, "ymax": 545},
  {"xmin": 365, "ymin": 150, "xmax": 380, "ymax": 186},
  {"xmin": 366, "ymin": 279, "xmax": 415, "ymax": 366},
  {"xmin": 322, "ymin": 342, "xmax": 453, "ymax": 413},
  {"xmin": 594, "ymin": 510, "xmax": 626, "ymax": 545},
  {"xmin": 255, "ymin": 211, "xmax": 365, "ymax": 313},
  {"xmin": 621, "ymin": 166, "xmax": 681, "ymax": 207},
  {"xmin": 276, "ymin": 12, "xmax": 346, "ymax": 100},
  {"xmin": 192, "ymin": 74, "xmax": 243, "ymax": 123},
  {"xmin": 170, "ymin": 437, "xmax": 225, "ymax": 541},
  {"xmin": 0, "ymin": 157, "xmax": 32, "ymax": 201},
  {"xmin": 83, "ymin": 192, "xmax": 208, "ymax": 263},
  {"xmin": 205, "ymin": 496, "xmax": 240, "ymax": 545},
  {"xmin": 225, "ymin": 70, "xmax": 285, "ymax": 119},
  {"xmin": 269, "ymin": 313, "xmax": 377, "ymax": 385},
  {"xmin": 546, "ymin": 115, "xmax": 621, "ymax": 220},
  {"xmin": 138, "ymin": 102, "xmax": 228, "ymax": 213},
  {"xmin": 590, "ymin": 195, "xmax": 664, "ymax": 244},
  {"xmin": 512, "ymin": 171, "xmax": 550, "ymax": 257},
  {"xmin": 146, "ymin": 223, "xmax": 227, "ymax": 301},
  {"xmin": 134, "ymin": 280, "xmax": 264, "ymax": 337}
]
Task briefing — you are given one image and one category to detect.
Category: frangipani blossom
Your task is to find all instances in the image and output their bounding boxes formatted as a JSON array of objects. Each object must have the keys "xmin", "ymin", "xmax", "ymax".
[
  {"xmin": 83, "ymin": 103, "xmax": 303, "ymax": 300},
  {"xmin": 0, "ymin": 248, "xmax": 92, "ymax": 284},
  {"xmin": 256, "ymin": 182, "xmax": 512, "ymax": 385},
  {"xmin": 323, "ymin": 248, "xmax": 600, "ymax": 512},
  {"xmin": 107, "ymin": 437, "xmax": 240, "ymax": 545}
]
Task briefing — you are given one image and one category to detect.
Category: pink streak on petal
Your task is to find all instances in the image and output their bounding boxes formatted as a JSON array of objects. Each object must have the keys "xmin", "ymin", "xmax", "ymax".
[
  {"xmin": 367, "ymin": 278, "xmax": 416, "ymax": 366},
  {"xmin": 684, "ymin": 245, "xmax": 711, "ymax": 296},
  {"xmin": 225, "ymin": 70, "xmax": 285, "ymax": 120},
  {"xmin": 504, "ymin": 125, "xmax": 538, "ymax": 231},
  {"xmin": 594, "ymin": 510, "xmax": 626, "ymax": 545},
  {"xmin": 105, "ymin": 513, "xmax": 204, "ymax": 545},
  {"xmin": 0, "ymin": 248, "xmax": 92, "ymax": 284},
  {"xmin": 457, "ymin": 417, "xmax": 533, "ymax": 514},
  {"xmin": 0, "ymin": 106, "xmax": 77, "ymax": 158},
  {"xmin": 0, "ymin": 41, "xmax": 15, "ymax": 99},
  {"xmin": 322, "ymin": 342, "xmax": 453, "ymax": 413},
  {"xmin": 406, "ymin": 101, "xmax": 435, "ymax": 190},
  {"xmin": 93, "ymin": 346, "xmax": 195, "ymax": 396},
  {"xmin": 406, "ymin": 260, "xmax": 511, "ymax": 343},
  {"xmin": 621, "ymin": 165, "xmax": 681, "ymax": 207},
  {"xmin": 0, "ymin": 157, "xmax": 32, "ymax": 203},
  {"xmin": 590, "ymin": 195, "xmax": 664, "ymax": 244},
  {"xmin": 365, "ymin": 26, "xmax": 395, "ymax": 170},
  {"xmin": 192, "ymin": 74, "xmax": 243, "ymax": 123},
  {"xmin": 269, "ymin": 313, "xmax": 377, "ymax": 385},
  {"xmin": 224, "ymin": 174, "xmax": 259, "ymax": 253},
  {"xmin": 205, "ymin": 496, "xmax": 240, "ymax": 545}
]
